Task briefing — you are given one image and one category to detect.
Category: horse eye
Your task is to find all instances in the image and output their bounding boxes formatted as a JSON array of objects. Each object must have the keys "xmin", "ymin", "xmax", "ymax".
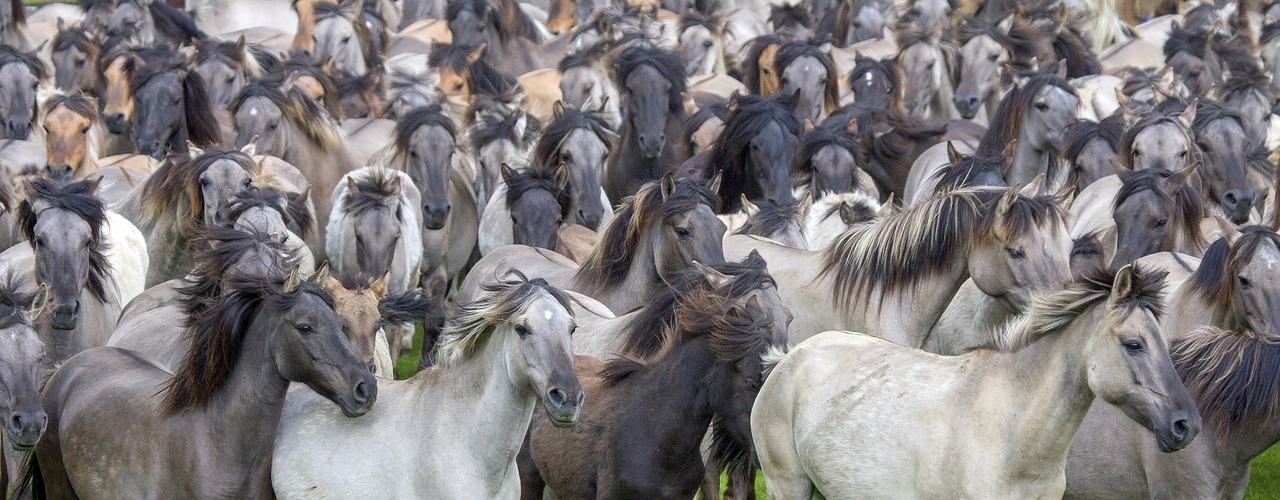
[
  {"xmin": 1154, "ymin": 218, "xmax": 1168, "ymax": 228},
  {"xmin": 74, "ymin": 60, "xmax": 85, "ymax": 68},
  {"xmin": 409, "ymin": 150, "xmax": 418, "ymax": 159},
  {"xmin": 199, "ymin": 178, "xmax": 211, "ymax": 187},
  {"xmin": 675, "ymin": 227, "xmax": 691, "ymax": 238},
  {"xmin": 1239, "ymin": 276, "xmax": 1253, "ymax": 288},
  {"xmin": 1179, "ymin": 151, "xmax": 1187, "ymax": 158},
  {"xmin": 762, "ymin": 69, "xmax": 772, "ymax": 76},
  {"xmin": 1004, "ymin": 247, "xmax": 1025, "ymax": 258},
  {"xmin": 342, "ymin": 37, "xmax": 351, "ymax": 44},
  {"xmin": 267, "ymin": 123, "xmax": 278, "ymax": 131},
  {"xmin": 514, "ymin": 323, "xmax": 528, "ymax": 336},
  {"xmin": 988, "ymin": 54, "xmax": 999, "ymax": 62},
  {"xmin": 31, "ymin": 83, "xmax": 37, "ymax": 91},
  {"xmin": 32, "ymin": 237, "xmax": 43, "ymax": 248},
  {"xmin": 1035, "ymin": 102, "xmax": 1049, "ymax": 111},
  {"xmin": 925, "ymin": 62, "xmax": 934, "ymax": 70},
  {"xmin": 80, "ymin": 126, "xmax": 90, "ymax": 134},
  {"xmin": 1132, "ymin": 150, "xmax": 1141, "ymax": 158},
  {"xmin": 296, "ymin": 323, "xmax": 314, "ymax": 335},
  {"xmin": 242, "ymin": 178, "xmax": 252, "ymax": 187},
  {"xmin": 454, "ymin": 83, "xmax": 464, "ymax": 91},
  {"xmin": 1123, "ymin": 340, "xmax": 1144, "ymax": 352},
  {"xmin": 703, "ymin": 40, "xmax": 713, "ymax": 48},
  {"xmin": 226, "ymin": 76, "xmax": 235, "ymax": 84},
  {"xmin": 556, "ymin": 218, "xmax": 564, "ymax": 225},
  {"xmin": 511, "ymin": 217, "xmax": 519, "ymax": 225}
]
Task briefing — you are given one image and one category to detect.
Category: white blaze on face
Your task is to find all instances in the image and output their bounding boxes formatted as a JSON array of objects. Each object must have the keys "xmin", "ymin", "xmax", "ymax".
[
  {"xmin": 544, "ymin": 310, "xmax": 553, "ymax": 320},
  {"xmin": 249, "ymin": 106, "xmax": 259, "ymax": 116}
]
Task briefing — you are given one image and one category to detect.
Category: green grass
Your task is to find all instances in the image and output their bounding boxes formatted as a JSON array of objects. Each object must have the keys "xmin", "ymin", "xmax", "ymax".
[{"xmin": 393, "ymin": 324, "xmax": 1280, "ymax": 498}]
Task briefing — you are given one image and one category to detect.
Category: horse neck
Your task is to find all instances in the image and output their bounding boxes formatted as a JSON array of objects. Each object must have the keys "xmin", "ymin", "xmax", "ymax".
[
  {"xmin": 590, "ymin": 225, "xmax": 662, "ymax": 312},
  {"xmin": 986, "ymin": 309, "xmax": 1102, "ymax": 475},
  {"xmin": 1008, "ymin": 127, "xmax": 1051, "ymax": 186},
  {"xmin": 417, "ymin": 329, "xmax": 536, "ymax": 472},
  {"xmin": 619, "ymin": 336, "xmax": 731, "ymax": 462},
  {"xmin": 1162, "ymin": 279, "xmax": 1217, "ymax": 339},
  {"xmin": 195, "ymin": 316, "xmax": 294, "ymax": 491},
  {"xmin": 862, "ymin": 256, "xmax": 970, "ymax": 347}
]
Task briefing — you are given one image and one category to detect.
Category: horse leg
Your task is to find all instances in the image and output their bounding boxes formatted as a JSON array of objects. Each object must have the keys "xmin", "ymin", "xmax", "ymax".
[
  {"xmin": 417, "ymin": 266, "xmax": 449, "ymax": 371},
  {"xmin": 517, "ymin": 423, "xmax": 546, "ymax": 500}
]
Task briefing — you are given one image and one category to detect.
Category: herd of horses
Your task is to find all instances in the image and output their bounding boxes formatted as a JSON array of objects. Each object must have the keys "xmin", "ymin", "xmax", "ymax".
[{"xmin": 0, "ymin": 0, "xmax": 1275, "ymax": 496}]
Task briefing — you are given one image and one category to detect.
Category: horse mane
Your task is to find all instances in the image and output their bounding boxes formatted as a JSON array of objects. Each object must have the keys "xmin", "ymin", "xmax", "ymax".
[
  {"xmin": 164, "ymin": 273, "xmax": 331, "ymax": 415},
  {"xmin": 393, "ymin": 104, "xmax": 455, "ymax": 158},
  {"xmin": 17, "ymin": 178, "xmax": 111, "ymax": 303},
  {"xmin": 683, "ymin": 101, "xmax": 728, "ymax": 153},
  {"xmin": 1261, "ymin": 19, "xmax": 1280, "ymax": 45},
  {"xmin": 177, "ymin": 226, "xmax": 292, "ymax": 313},
  {"xmin": 468, "ymin": 108, "xmax": 534, "ymax": 152},
  {"xmin": 575, "ymin": 177, "xmax": 720, "ymax": 294},
  {"xmin": 736, "ymin": 198, "xmax": 807, "ymax": 239},
  {"xmin": 822, "ymin": 187, "xmax": 1064, "ymax": 311},
  {"xmin": 125, "ymin": 51, "xmax": 221, "ymax": 148},
  {"xmin": 0, "ymin": 44, "xmax": 46, "ymax": 82},
  {"xmin": 505, "ymin": 159, "xmax": 572, "ymax": 220},
  {"xmin": 0, "ymin": 176, "xmax": 11, "ymax": 213},
  {"xmin": 138, "ymin": 148, "xmax": 260, "ymax": 229},
  {"xmin": 1188, "ymin": 226, "xmax": 1280, "ymax": 322},
  {"xmin": 1189, "ymin": 97, "xmax": 1246, "ymax": 136},
  {"xmin": 1113, "ymin": 168, "xmax": 1206, "ymax": 252},
  {"xmin": 0, "ymin": 272, "xmax": 34, "ymax": 332},
  {"xmin": 1063, "ymin": 115, "xmax": 1122, "ymax": 166},
  {"xmin": 1218, "ymin": 65, "xmax": 1280, "ymax": 104},
  {"xmin": 1172, "ymin": 326, "xmax": 1280, "ymax": 443},
  {"xmin": 850, "ymin": 56, "xmax": 905, "ymax": 111},
  {"xmin": 341, "ymin": 167, "xmax": 404, "ymax": 216},
  {"xmin": 769, "ymin": 2, "xmax": 814, "ymax": 31},
  {"xmin": 956, "ymin": 15, "xmax": 1011, "ymax": 47},
  {"xmin": 896, "ymin": 21, "xmax": 938, "ymax": 49},
  {"xmin": 230, "ymin": 80, "xmax": 344, "ymax": 151},
  {"xmin": 43, "ymin": 93, "xmax": 98, "ymax": 124},
  {"xmin": 930, "ymin": 149, "xmax": 1009, "ymax": 194},
  {"xmin": 428, "ymin": 42, "xmax": 512, "ymax": 96},
  {"xmin": 384, "ymin": 68, "xmax": 442, "ymax": 115},
  {"xmin": 436, "ymin": 271, "xmax": 572, "ymax": 366},
  {"xmin": 1049, "ymin": 19, "xmax": 1101, "ymax": 77},
  {"xmin": 1164, "ymin": 22, "xmax": 1213, "ymax": 61},
  {"xmin": 146, "ymin": 0, "xmax": 206, "ymax": 43},
  {"xmin": 557, "ymin": 39, "xmax": 610, "ymax": 73},
  {"xmin": 709, "ymin": 93, "xmax": 801, "ymax": 207},
  {"xmin": 378, "ymin": 287, "xmax": 438, "ymax": 324},
  {"xmin": 983, "ymin": 264, "xmax": 1166, "ymax": 351},
  {"xmin": 534, "ymin": 105, "xmax": 615, "ymax": 167},
  {"xmin": 853, "ymin": 107, "xmax": 947, "ymax": 174},
  {"xmin": 222, "ymin": 186, "xmax": 314, "ymax": 240},
  {"xmin": 314, "ymin": 0, "xmax": 381, "ymax": 68},
  {"xmin": 1118, "ymin": 105, "xmax": 1198, "ymax": 169},
  {"xmin": 678, "ymin": 9, "xmax": 726, "ymax": 37},
  {"xmin": 52, "ymin": 25, "xmax": 97, "ymax": 57},
  {"xmin": 614, "ymin": 43, "xmax": 687, "ymax": 114},
  {"xmin": 269, "ymin": 49, "xmax": 343, "ymax": 119},
  {"xmin": 742, "ymin": 34, "xmax": 783, "ymax": 94},
  {"xmin": 793, "ymin": 122, "xmax": 862, "ymax": 189},
  {"xmin": 493, "ymin": 0, "xmax": 543, "ymax": 44},
  {"xmin": 976, "ymin": 64, "xmax": 1076, "ymax": 157},
  {"xmin": 194, "ymin": 38, "xmax": 268, "ymax": 78},
  {"xmin": 774, "ymin": 39, "xmax": 840, "ymax": 111}
]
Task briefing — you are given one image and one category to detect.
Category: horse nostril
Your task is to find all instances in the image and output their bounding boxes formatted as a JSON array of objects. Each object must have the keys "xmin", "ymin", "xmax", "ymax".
[
  {"xmin": 367, "ymin": 360, "xmax": 377, "ymax": 374},
  {"xmin": 547, "ymin": 388, "xmax": 566, "ymax": 407},
  {"xmin": 1172, "ymin": 418, "xmax": 1190, "ymax": 440},
  {"xmin": 967, "ymin": 97, "xmax": 980, "ymax": 108},
  {"xmin": 352, "ymin": 380, "xmax": 371, "ymax": 404}
]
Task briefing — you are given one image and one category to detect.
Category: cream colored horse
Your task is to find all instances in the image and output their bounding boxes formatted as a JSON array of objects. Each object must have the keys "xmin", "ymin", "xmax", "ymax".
[{"xmin": 753, "ymin": 264, "xmax": 1200, "ymax": 498}]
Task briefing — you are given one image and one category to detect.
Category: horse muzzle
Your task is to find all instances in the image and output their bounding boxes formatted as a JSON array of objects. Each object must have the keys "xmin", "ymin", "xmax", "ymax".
[
  {"xmin": 49, "ymin": 301, "xmax": 80, "ymax": 330},
  {"xmin": 5, "ymin": 410, "xmax": 46, "ymax": 451},
  {"xmin": 338, "ymin": 375, "xmax": 377, "ymax": 418},
  {"xmin": 423, "ymin": 203, "xmax": 451, "ymax": 230},
  {"xmin": 953, "ymin": 94, "xmax": 981, "ymax": 120},
  {"xmin": 4, "ymin": 117, "xmax": 30, "ymax": 140},
  {"xmin": 103, "ymin": 113, "xmax": 128, "ymax": 135},
  {"xmin": 44, "ymin": 164, "xmax": 75, "ymax": 183},
  {"xmin": 544, "ymin": 387, "xmax": 584, "ymax": 428},
  {"xmin": 1154, "ymin": 411, "xmax": 1200, "ymax": 453}
]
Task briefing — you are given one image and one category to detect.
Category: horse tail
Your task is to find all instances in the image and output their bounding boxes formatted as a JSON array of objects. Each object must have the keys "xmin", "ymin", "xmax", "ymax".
[{"xmin": 760, "ymin": 344, "xmax": 789, "ymax": 382}]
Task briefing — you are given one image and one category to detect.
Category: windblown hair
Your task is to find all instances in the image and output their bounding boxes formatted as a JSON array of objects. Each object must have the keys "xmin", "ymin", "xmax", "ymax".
[
  {"xmin": 736, "ymin": 198, "xmax": 807, "ymax": 240},
  {"xmin": 42, "ymin": 93, "xmax": 99, "ymax": 125},
  {"xmin": 1172, "ymin": 326, "xmax": 1280, "ymax": 443},
  {"xmin": 468, "ymin": 106, "xmax": 537, "ymax": 152},
  {"xmin": 177, "ymin": 226, "xmax": 293, "ymax": 315},
  {"xmin": 268, "ymin": 49, "xmax": 343, "ymax": 119},
  {"xmin": 930, "ymin": 149, "xmax": 1010, "ymax": 193},
  {"xmin": 793, "ymin": 124, "xmax": 863, "ymax": 190},
  {"xmin": 229, "ymin": 81, "xmax": 344, "ymax": 151},
  {"xmin": 768, "ymin": 2, "xmax": 813, "ymax": 33},
  {"xmin": 1119, "ymin": 104, "xmax": 1199, "ymax": 170},
  {"xmin": 52, "ymin": 24, "xmax": 98, "ymax": 63},
  {"xmin": 614, "ymin": 44, "xmax": 687, "ymax": 114},
  {"xmin": 575, "ymin": 176, "xmax": 720, "ymax": 294},
  {"xmin": 1163, "ymin": 22, "xmax": 1214, "ymax": 62},
  {"xmin": 193, "ymin": 38, "xmax": 270, "ymax": 78},
  {"xmin": 0, "ymin": 272, "xmax": 35, "ymax": 332},
  {"xmin": 0, "ymin": 44, "xmax": 46, "ymax": 84},
  {"xmin": 17, "ymin": 178, "xmax": 111, "ymax": 303},
  {"xmin": 773, "ymin": 39, "xmax": 841, "ymax": 111},
  {"xmin": 138, "ymin": 148, "xmax": 260, "ymax": 229},
  {"xmin": 341, "ymin": 167, "xmax": 404, "ymax": 216},
  {"xmin": 741, "ymin": 34, "xmax": 783, "ymax": 95},
  {"xmin": 976, "ymin": 64, "xmax": 1076, "ymax": 162},
  {"xmin": 533, "ymin": 106, "xmax": 615, "ymax": 167},
  {"xmin": 1189, "ymin": 226, "xmax": 1280, "ymax": 324},
  {"xmin": 222, "ymin": 186, "xmax": 314, "ymax": 240},
  {"xmin": 313, "ymin": 0, "xmax": 383, "ymax": 68},
  {"xmin": 557, "ymin": 39, "xmax": 610, "ymax": 73},
  {"xmin": 377, "ymin": 288, "xmax": 439, "ymax": 325},
  {"xmin": 393, "ymin": 104, "xmax": 455, "ymax": 158},
  {"xmin": 125, "ymin": 51, "xmax": 221, "ymax": 149},
  {"xmin": 505, "ymin": 159, "xmax": 572, "ymax": 220},
  {"xmin": 708, "ymin": 93, "xmax": 801, "ymax": 210},
  {"xmin": 435, "ymin": 271, "xmax": 572, "ymax": 366},
  {"xmin": 822, "ymin": 187, "xmax": 1065, "ymax": 311},
  {"xmin": 1189, "ymin": 98, "xmax": 1246, "ymax": 137},
  {"xmin": 164, "ymin": 273, "xmax": 332, "ymax": 414},
  {"xmin": 1113, "ymin": 168, "xmax": 1206, "ymax": 253},
  {"xmin": 1063, "ymin": 116, "xmax": 1123, "ymax": 178},
  {"xmin": 429, "ymin": 42, "xmax": 512, "ymax": 96},
  {"xmin": 984, "ymin": 264, "xmax": 1166, "ymax": 351}
]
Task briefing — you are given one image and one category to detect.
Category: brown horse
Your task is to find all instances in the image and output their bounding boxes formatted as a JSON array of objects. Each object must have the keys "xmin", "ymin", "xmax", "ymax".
[
  {"xmin": 39, "ymin": 93, "xmax": 101, "ymax": 182},
  {"xmin": 28, "ymin": 268, "xmax": 376, "ymax": 498}
]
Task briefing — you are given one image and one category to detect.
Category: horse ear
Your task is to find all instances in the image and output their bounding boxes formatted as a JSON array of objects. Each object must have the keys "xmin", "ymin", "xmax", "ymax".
[
  {"xmin": 1169, "ymin": 160, "xmax": 1199, "ymax": 186},
  {"xmin": 1109, "ymin": 264, "xmax": 1134, "ymax": 305},
  {"xmin": 35, "ymin": 40, "xmax": 48, "ymax": 55},
  {"xmin": 879, "ymin": 192, "xmax": 894, "ymax": 215},
  {"xmin": 803, "ymin": 119, "xmax": 815, "ymax": 134},
  {"xmin": 553, "ymin": 100, "xmax": 565, "ymax": 120},
  {"xmin": 86, "ymin": 176, "xmax": 103, "ymax": 198},
  {"xmin": 307, "ymin": 260, "xmax": 330, "ymax": 284},
  {"xmin": 1267, "ymin": 14, "xmax": 1277, "ymax": 25},
  {"xmin": 743, "ymin": 294, "xmax": 764, "ymax": 316},
  {"xmin": 996, "ymin": 14, "xmax": 1014, "ymax": 34},
  {"xmin": 693, "ymin": 260, "xmax": 732, "ymax": 288},
  {"xmin": 339, "ymin": 0, "xmax": 360, "ymax": 20},
  {"xmin": 946, "ymin": 141, "xmax": 963, "ymax": 166},
  {"xmin": 283, "ymin": 264, "xmax": 303, "ymax": 293},
  {"xmin": 187, "ymin": 141, "xmax": 204, "ymax": 159},
  {"xmin": 26, "ymin": 283, "xmax": 50, "ymax": 320},
  {"xmin": 707, "ymin": 170, "xmax": 723, "ymax": 196},
  {"xmin": 682, "ymin": 92, "xmax": 698, "ymax": 117},
  {"xmin": 295, "ymin": 185, "xmax": 311, "ymax": 205},
  {"xmin": 554, "ymin": 162, "xmax": 570, "ymax": 190},
  {"xmin": 370, "ymin": 273, "xmax": 390, "ymax": 298},
  {"xmin": 235, "ymin": 34, "xmax": 246, "ymax": 51},
  {"xmin": 56, "ymin": 17, "xmax": 65, "ymax": 32},
  {"xmin": 347, "ymin": 176, "xmax": 359, "ymax": 194},
  {"xmin": 741, "ymin": 195, "xmax": 760, "ymax": 217},
  {"xmin": 596, "ymin": 96, "xmax": 610, "ymax": 114},
  {"xmin": 1177, "ymin": 98, "xmax": 1198, "ymax": 129},
  {"xmin": 1215, "ymin": 215, "xmax": 1242, "ymax": 245},
  {"xmin": 846, "ymin": 117, "xmax": 857, "ymax": 135},
  {"xmin": 1054, "ymin": 61, "xmax": 1067, "ymax": 80},
  {"xmin": 466, "ymin": 44, "xmax": 487, "ymax": 65},
  {"xmin": 661, "ymin": 172, "xmax": 677, "ymax": 200},
  {"xmin": 1111, "ymin": 158, "xmax": 1131, "ymax": 179},
  {"xmin": 241, "ymin": 136, "xmax": 259, "ymax": 156},
  {"xmin": 1021, "ymin": 173, "xmax": 1044, "ymax": 197},
  {"xmin": 1000, "ymin": 139, "xmax": 1017, "ymax": 173},
  {"xmin": 500, "ymin": 162, "xmax": 518, "ymax": 186},
  {"xmin": 994, "ymin": 184, "xmax": 1020, "ymax": 222},
  {"xmin": 387, "ymin": 173, "xmax": 402, "ymax": 194}
]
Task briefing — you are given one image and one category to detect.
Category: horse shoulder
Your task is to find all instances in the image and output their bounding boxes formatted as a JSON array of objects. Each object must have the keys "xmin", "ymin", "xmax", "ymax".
[{"xmin": 1068, "ymin": 174, "xmax": 1123, "ymax": 238}]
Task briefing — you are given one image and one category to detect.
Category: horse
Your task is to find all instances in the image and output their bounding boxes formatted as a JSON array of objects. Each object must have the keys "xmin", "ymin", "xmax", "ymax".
[
  {"xmin": 1119, "ymin": 101, "xmax": 1199, "ymax": 173},
  {"xmin": 102, "ymin": 0, "xmax": 205, "ymax": 47},
  {"xmin": 557, "ymin": 41, "xmax": 621, "ymax": 130},
  {"xmin": 428, "ymin": 41, "xmax": 513, "ymax": 126},
  {"xmin": 39, "ymin": 93, "xmax": 102, "ymax": 181},
  {"xmin": 677, "ymin": 10, "xmax": 728, "ymax": 79},
  {"xmin": 325, "ymin": 271, "xmax": 439, "ymax": 378},
  {"xmin": 604, "ymin": 44, "xmax": 690, "ymax": 202},
  {"xmin": 720, "ymin": 195, "xmax": 811, "ymax": 250},
  {"xmin": 682, "ymin": 101, "xmax": 725, "ymax": 157},
  {"xmin": 521, "ymin": 264, "xmax": 779, "ymax": 499},
  {"xmin": 266, "ymin": 48, "xmax": 344, "ymax": 120},
  {"xmin": 532, "ymin": 102, "xmax": 614, "ymax": 231},
  {"xmin": 1069, "ymin": 166, "xmax": 1206, "ymax": 267},
  {"xmin": 723, "ymin": 186, "xmax": 1073, "ymax": 348},
  {"xmin": 773, "ymin": 39, "xmax": 840, "ymax": 124},
  {"xmin": 479, "ymin": 162, "xmax": 573, "ymax": 255},
  {"xmin": 742, "ymin": 34, "xmax": 784, "ymax": 99},
  {"xmin": 804, "ymin": 190, "xmax": 884, "ymax": 249},
  {"xmin": 191, "ymin": 37, "xmax": 271, "ymax": 110},
  {"xmin": 29, "ymin": 267, "xmax": 376, "ymax": 499},
  {"xmin": 230, "ymin": 81, "xmax": 359, "ymax": 245},
  {"xmin": 220, "ymin": 186, "xmax": 316, "ymax": 274},
  {"xmin": 953, "ymin": 16, "xmax": 1018, "ymax": 121},
  {"xmin": 0, "ymin": 45, "xmax": 45, "ymax": 141},
  {"xmin": 0, "ymin": 178, "xmax": 121, "ymax": 386},
  {"xmin": 896, "ymin": 22, "xmax": 961, "ymax": 119},
  {"xmin": 904, "ymin": 141, "xmax": 1009, "ymax": 204},
  {"xmin": 462, "ymin": 174, "xmax": 725, "ymax": 314},
  {"xmin": 1062, "ymin": 115, "xmax": 1123, "ymax": 192},
  {"xmin": 446, "ymin": 0, "xmax": 559, "ymax": 78},
  {"xmin": 793, "ymin": 120, "xmax": 878, "ymax": 199},
  {"xmin": 50, "ymin": 20, "xmax": 98, "ymax": 94},
  {"xmin": 0, "ymin": 275, "xmax": 48, "ymax": 499},
  {"xmin": 1065, "ymin": 225, "xmax": 1280, "ymax": 498},
  {"xmin": 1163, "ymin": 23, "xmax": 1223, "ymax": 97},
  {"xmin": 683, "ymin": 92, "xmax": 800, "ymax": 213},
  {"xmin": 114, "ymin": 147, "xmax": 260, "ymax": 287},
  {"xmin": 1217, "ymin": 66, "xmax": 1280, "ymax": 153},
  {"xmin": 769, "ymin": 2, "xmax": 814, "ymax": 39},
  {"xmin": 271, "ymin": 274, "xmax": 581, "ymax": 498},
  {"xmin": 125, "ymin": 51, "xmax": 221, "ymax": 160},
  {"xmin": 1185, "ymin": 99, "xmax": 1257, "ymax": 223},
  {"xmin": 753, "ymin": 264, "xmax": 1200, "ymax": 498},
  {"xmin": 852, "ymin": 107, "xmax": 950, "ymax": 198},
  {"xmin": 848, "ymin": 54, "xmax": 904, "ymax": 114},
  {"xmin": 385, "ymin": 104, "xmax": 479, "ymax": 314},
  {"xmin": 466, "ymin": 96, "xmax": 539, "ymax": 208},
  {"xmin": 311, "ymin": 0, "xmax": 382, "ymax": 79}
]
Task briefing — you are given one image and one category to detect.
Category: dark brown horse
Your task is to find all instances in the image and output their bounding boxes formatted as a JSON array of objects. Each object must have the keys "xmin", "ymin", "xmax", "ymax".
[
  {"xmin": 28, "ymin": 268, "xmax": 376, "ymax": 498},
  {"xmin": 124, "ymin": 50, "xmax": 221, "ymax": 159},
  {"xmin": 604, "ymin": 44, "xmax": 690, "ymax": 202}
]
